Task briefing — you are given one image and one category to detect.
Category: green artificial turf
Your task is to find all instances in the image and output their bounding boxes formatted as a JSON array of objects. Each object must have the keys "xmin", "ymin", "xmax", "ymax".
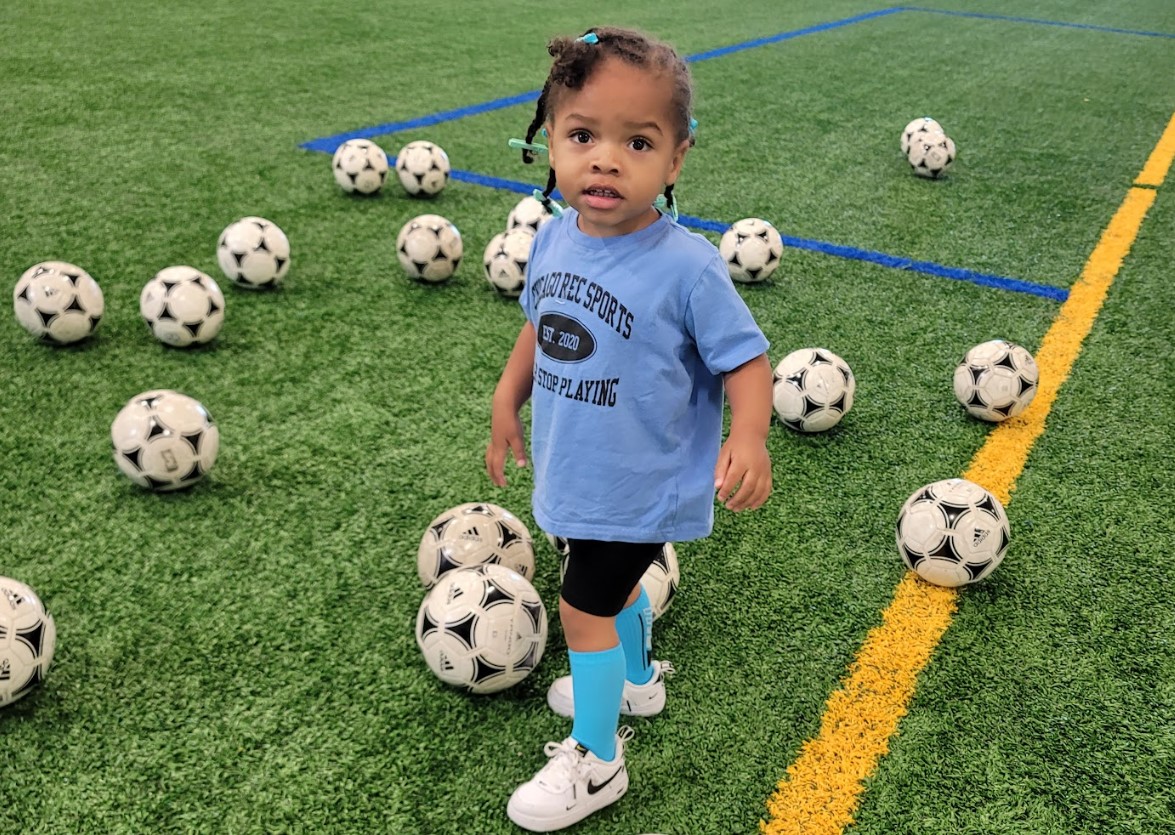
[{"xmin": 1, "ymin": 1, "xmax": 1172, "ymax": 833}]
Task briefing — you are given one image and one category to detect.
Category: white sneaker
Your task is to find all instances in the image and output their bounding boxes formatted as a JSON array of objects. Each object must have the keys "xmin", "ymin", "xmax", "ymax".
[
  {"xmin": 546, "ymin": 661, "xmax": 675, "ymax": 718},
  {"xmin": 506, "ymin": 728, "xmax": 634, "ymax": 832}
]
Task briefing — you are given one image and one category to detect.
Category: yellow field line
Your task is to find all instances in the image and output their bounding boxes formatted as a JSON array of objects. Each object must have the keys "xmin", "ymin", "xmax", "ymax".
[
  {"xmin": 761, "ymin": 124, "xmax": 1168, "ymax": 835},
  {"xmin": 1136, "ymin": 111, "xmax": 1175, "ymax": 187}
]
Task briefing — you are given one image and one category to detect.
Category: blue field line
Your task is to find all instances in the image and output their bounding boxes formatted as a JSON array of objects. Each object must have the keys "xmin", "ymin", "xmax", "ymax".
[
  {"xmin": 452, "ymin": 170, "xmax": 1067, "ymax": 302},
  {"xmin": 299, "ymin": 8, "xmax": 905, "ymax": 155},
  {"xmin": 903, "ymin": 6, "xmax": 1175, "ymax": 38},
  {"xmin": 680, "ymin": 216, "xmax": 1068, "ymax": 301}
]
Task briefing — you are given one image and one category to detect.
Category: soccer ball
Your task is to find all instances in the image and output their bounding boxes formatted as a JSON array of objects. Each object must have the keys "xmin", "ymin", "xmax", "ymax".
[
  {"xmin": 907, "ymin": 131, "xmax": 957, "ymax": 179},
  {"xmin": 395, "ymin": 140, "xmax": 450, "ymax": 196},
  {"xmin": 0, "ymin": 576, "xmax": 56, "ymax": 708},
  {"xmin": 507, "ymin": 195, "xmax": 558, "ymax": 234},
  {"xmin": 953, "ymin": 340, "xmax": 1039, "ymax": 422},
  {"xmin": 111, "ymin": 390, "xmax": 220, "ymax": 491},
  {"xmin": 396, "ymin": 214, "xmax": 463, "ymax": 282},
  {"xmin": 417, "ymin": 502, "xmax": 535, "ymax": 588},
  {"xmin": 139, "ymin": 266, "xmax": 225, "ymax": 347},
  {"xmin": 482, "ymin": 228, "xmax": 535, "ymax": 298},
  {"xmin": 415, "ymin": 563, "xmax": 547, "ymax": 694},
  {"xmin": 900, "ymin": 116, "xmax": 943, "ymax": 156},
  {"xmin": 13, "ymin": 261, "xmax": 104, "ymax": 344},
  {"xmin": 216, "ymin": 216, "xmax": 290, "ymax": 289},
  {"xmin": 772, "ymin": 347, "xmax": 856, "ymax": 432},
  {"xmin": 719, "ymin": 218, "xmax": 784, "ymax": 283},
  {"xmin": 332, "ymin": 139, "xmax": 389, "ymax": 194},
  {"xmin": 550, "ymin": 535, "xmax": 680, "ymax": 620},
  {"xmin": 896, "ymin": 478, "xmax": 1010, "ymax": 587},
  {"xmin": 641, "ymin": 543, "xmax": 680, "ymax": 619}
]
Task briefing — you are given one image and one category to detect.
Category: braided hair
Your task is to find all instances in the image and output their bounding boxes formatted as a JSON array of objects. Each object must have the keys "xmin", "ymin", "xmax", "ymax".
[{"xmin": 522, "ymin": 27, "xmax": 695, "ymax": 213}]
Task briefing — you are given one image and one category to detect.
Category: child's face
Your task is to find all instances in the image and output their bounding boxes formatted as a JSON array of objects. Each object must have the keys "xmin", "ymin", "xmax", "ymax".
[{"xmin": 547, "ymin": 57, "xmax": 690, "ymax": 238}]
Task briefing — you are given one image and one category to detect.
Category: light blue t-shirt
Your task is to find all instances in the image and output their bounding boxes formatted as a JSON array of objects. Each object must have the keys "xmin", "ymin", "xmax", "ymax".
[{"xmin": 519, "ymin": 208, "xmax": 769, "ymax": 543}]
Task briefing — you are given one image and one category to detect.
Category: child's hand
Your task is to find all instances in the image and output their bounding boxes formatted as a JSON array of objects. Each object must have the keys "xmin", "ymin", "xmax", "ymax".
[
  {"xmin": 714, "ymin": 434, "xmax": 772, "ymax": 511},
  {"xmin": 486, "ymin": 407, "xmax": 528, "ymax": 487}
]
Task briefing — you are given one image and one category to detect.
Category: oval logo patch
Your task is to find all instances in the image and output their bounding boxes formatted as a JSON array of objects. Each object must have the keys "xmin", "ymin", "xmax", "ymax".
[{"xmin": 537, "ymin": 312, "xmax": 596, "ymax": 363}]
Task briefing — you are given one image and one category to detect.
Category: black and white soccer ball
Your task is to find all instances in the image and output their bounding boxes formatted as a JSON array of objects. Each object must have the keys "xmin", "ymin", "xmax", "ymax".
[
  {"xmin": 139, "ymin": 266, "xmax": 225, "ymax": 347},
  {"xmin": 395, "ymin": 140, "xmax": 450, "ymax": 197},
  {"xmin": 12, "ymin": 261, "xmax": 104, "ymax": 344},
  {"xmin": 549, "ymin": 534, "xmax": 680, "ymax": 620},
  {"xmin": 482, "ymin": 228, "xmax": 535, "ymax": 298},
  {"xmin": 719, "ymin": 218, "xmax": 784, "ymax": 283},
  {"xmin": 0, "ymin": 576, "xmax": 56, "ymax": 708},
  {"xmin": 900, "ymin": 116, "xmax": 943, "ymax": 156},
  {"xmin": 396, "ymin": 214, "xmax": 463, "ymax": 283},
  {"xmin": 417, "ymin": 502, "xmax": 535, "ymax": 588},
  {"xmin": 216, "ymin": 216, "xmax": 290, "ymax": 289},
  {"xmin": 953, "ymin": 340, "xmax": 1039, "ymax": 422},
  {"xmin": 415, "ymin": 563, "xmax": 548, "ymax": 694},
  {"xmin": 907, "ymin": 131, "xmax": 957, "ymax": 179},
  {"xmin": 772, "ymin": 347, "xmax": 856, "ymax": 432},
  {"xmin": 896, "ymin": 478, "xmax": 1010, "ymax": 587},
  {"xmin": 507, "ymin": 195, "xmax": 558, "ymax": 235},
  {"xmin": 332, "ymin": 139, "xmax": 389, "ymax": 195},
  {"xmin": 111, "ymin": 390, "xmax": 220, "ymax": 491}
]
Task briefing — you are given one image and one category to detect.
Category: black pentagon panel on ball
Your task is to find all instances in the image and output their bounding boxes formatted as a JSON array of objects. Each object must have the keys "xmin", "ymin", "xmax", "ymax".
[
  {"xmin": 418, "ymin": 607, "xmax": 439, "ymax": 640},
  {"xmin": 15, "ymin": 621, "xmax": 48, "ymax": 656},
  {"xmin": 964, "ymin": 560, "xmax": 993, "ymax": 581},
  {"xmin": 927, "ymin": 535, "xmax": 962, "ymax": 563},
  {"xmin": 445, "ymin": 610, "xmax": 478, "ymax": 652},
  {"xmin": 520, "ymin": 599, "xmax": 545, "ymax": 635},
  {"xmin": 481, "ymin": 579, "xmax": 514, "ymax": 609},
  {"xmin": 120, "ymin": 447, "xmax": 144, "ymax": 472},
  {"xmin": 518, "ymin": 643, "xmax": 542, "ymax": 672},
  {"xmin": 994, "ymin": 351, "xmax": 1018, "ymax": 371},
  {"xmin": 830, "ymin": 394, "xmax": 847, "ymax": 414},
  {"xmin": 937, "ymin": 500, "xmax": 970, "ymax": 529},
  {"xmin": 811, "ymin": 349, "xmax": 833, "ymax": 365},
  {"xmin": 497, "ymin": 521, "xmax": 524, "ymax": 549},
  {"xmin": 146, "ymin": 416, "xmax": 170, "ymax": 439},
  {"xmin": 974, "ymin": 492, "xmax": 1001, "ymax": 518},
  {"xmin": 1017, "ymin": 376, "xmax": 1036, "ymax": 397},
  {"xmin": 471, "ymin": 655, "xmax": 507, "ymax": 686},
  {"xmin": 800, "ymin": 395, "xmax": 823, "ymax": 419},
  {"xmin": 900, "ymin": 542, "xmax": 925, "ymax": 568}
]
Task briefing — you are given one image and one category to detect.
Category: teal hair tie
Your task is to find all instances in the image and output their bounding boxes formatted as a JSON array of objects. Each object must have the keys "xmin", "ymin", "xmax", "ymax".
[
  {"xmin": 508, "ymin": 138, "xmax": 548, "ymax": 155},
  {"xmin": 533, "ymin": 189, "xmax": 564, "ymax": 218},
  {"xmin": 689, "ymin": 117, "xmax": 698, "ymax": 133},
  {"xmin": 653, "ymin": 194, "xmax": 679, "ymax": 222},
  {"xmin": 577, "ymin": 33, "xmax": 599, "ymax": 44}
]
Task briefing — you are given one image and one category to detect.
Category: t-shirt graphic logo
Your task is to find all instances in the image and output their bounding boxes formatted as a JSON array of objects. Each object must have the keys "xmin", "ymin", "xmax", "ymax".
[{"xmin": 537, "ymin": 312, "xmax": 596, "ymax": 363}]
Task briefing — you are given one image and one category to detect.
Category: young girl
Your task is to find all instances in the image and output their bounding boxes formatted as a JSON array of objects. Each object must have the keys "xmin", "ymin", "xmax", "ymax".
[{"xmin": 485, "ymin": 26, "xmax": 773, "ymax": 832}]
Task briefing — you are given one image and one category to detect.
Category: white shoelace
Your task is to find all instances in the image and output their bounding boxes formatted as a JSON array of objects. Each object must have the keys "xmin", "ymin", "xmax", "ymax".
[{"xmin": 536, "ymin": 728, "xmax": 634, "ymax": 789}]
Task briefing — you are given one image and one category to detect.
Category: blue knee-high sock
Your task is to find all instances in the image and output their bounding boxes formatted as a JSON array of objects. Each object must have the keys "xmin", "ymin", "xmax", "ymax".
[
  {"xmin": 568, "ymin": 645, "xmax": 625, "ymax": 761},
  {"xmin": 615, "ymin": 586, "xmax": 655, "ymax": 685}
]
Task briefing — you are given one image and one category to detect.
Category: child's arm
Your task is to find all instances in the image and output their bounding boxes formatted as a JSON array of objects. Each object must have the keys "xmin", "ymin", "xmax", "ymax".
[
  {"xmin": 486, "ymin": 321, "xmax": 537, "ymax": 487},
  {"xmin": 715, "ymin": 353, "xmax": 774, "ymax": 511}
]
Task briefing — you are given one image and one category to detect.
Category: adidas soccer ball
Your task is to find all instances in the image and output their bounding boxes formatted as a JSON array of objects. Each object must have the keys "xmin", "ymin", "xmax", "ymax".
[
  {"xmin": 719, "ymin": 218, "xmax": 784, "ymax": 283},
  {"xmin": 549, "ymin": 535, "xmax": 680, "ymax": 620},
  {"xmin": 139, "ymin": 266, "xmax": 225, "ymax": 347},
  {"xmin": 395, "ymin": 140, "xmax": 450, "ymax": 196},
  {"xmin": 111, "ymin": 390, "xmax": 219, "ymax": 491},
  {"xmin": 332, "ymin": 139, "xmax": 389, "ymax": 194},
  {"xmin": 772, "ymin": 347, "xmax": 856, "ymax": 432},
  {"xmin": 507, "ymin": 195, "xmax": 558, "ymax": 235},
  {"xmin": 417, "ymin": 502, "xmax": 535, "ymax": 588},
  {"xmin": 415, "ymin": 563, "xmax": 548, "ymax": 694},
  {"xmin": 13, "ymin": 261, "xmax": 104, "ymax": 344},
  {"xmin": 896, "ymin": 478, "xmax": 1010, "ymax": 587},
  {"xmin": 900, "ymin": 116, "xmax": 943, "ymax": 156},
  {"xmin": 217, "ymin": 217, "xmax": 290, "ymax": 289},
  {"xmin": 396, "ymin": 214, "xmax": 463, "ymax": 282},
  {"xmin": 907, "ymin": 131, "xmax": 956, "ymax": 179},
  {"xmin": 483, "ymin": 228, "xmax": 535, "ymax": 298},
  {"xmin": 0, "ymin": 576, "xmax": 56, "ymax": 708},
  {"xmin": 953, "ymin": 340, "xmax": 1039, "ymax": 422}
]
